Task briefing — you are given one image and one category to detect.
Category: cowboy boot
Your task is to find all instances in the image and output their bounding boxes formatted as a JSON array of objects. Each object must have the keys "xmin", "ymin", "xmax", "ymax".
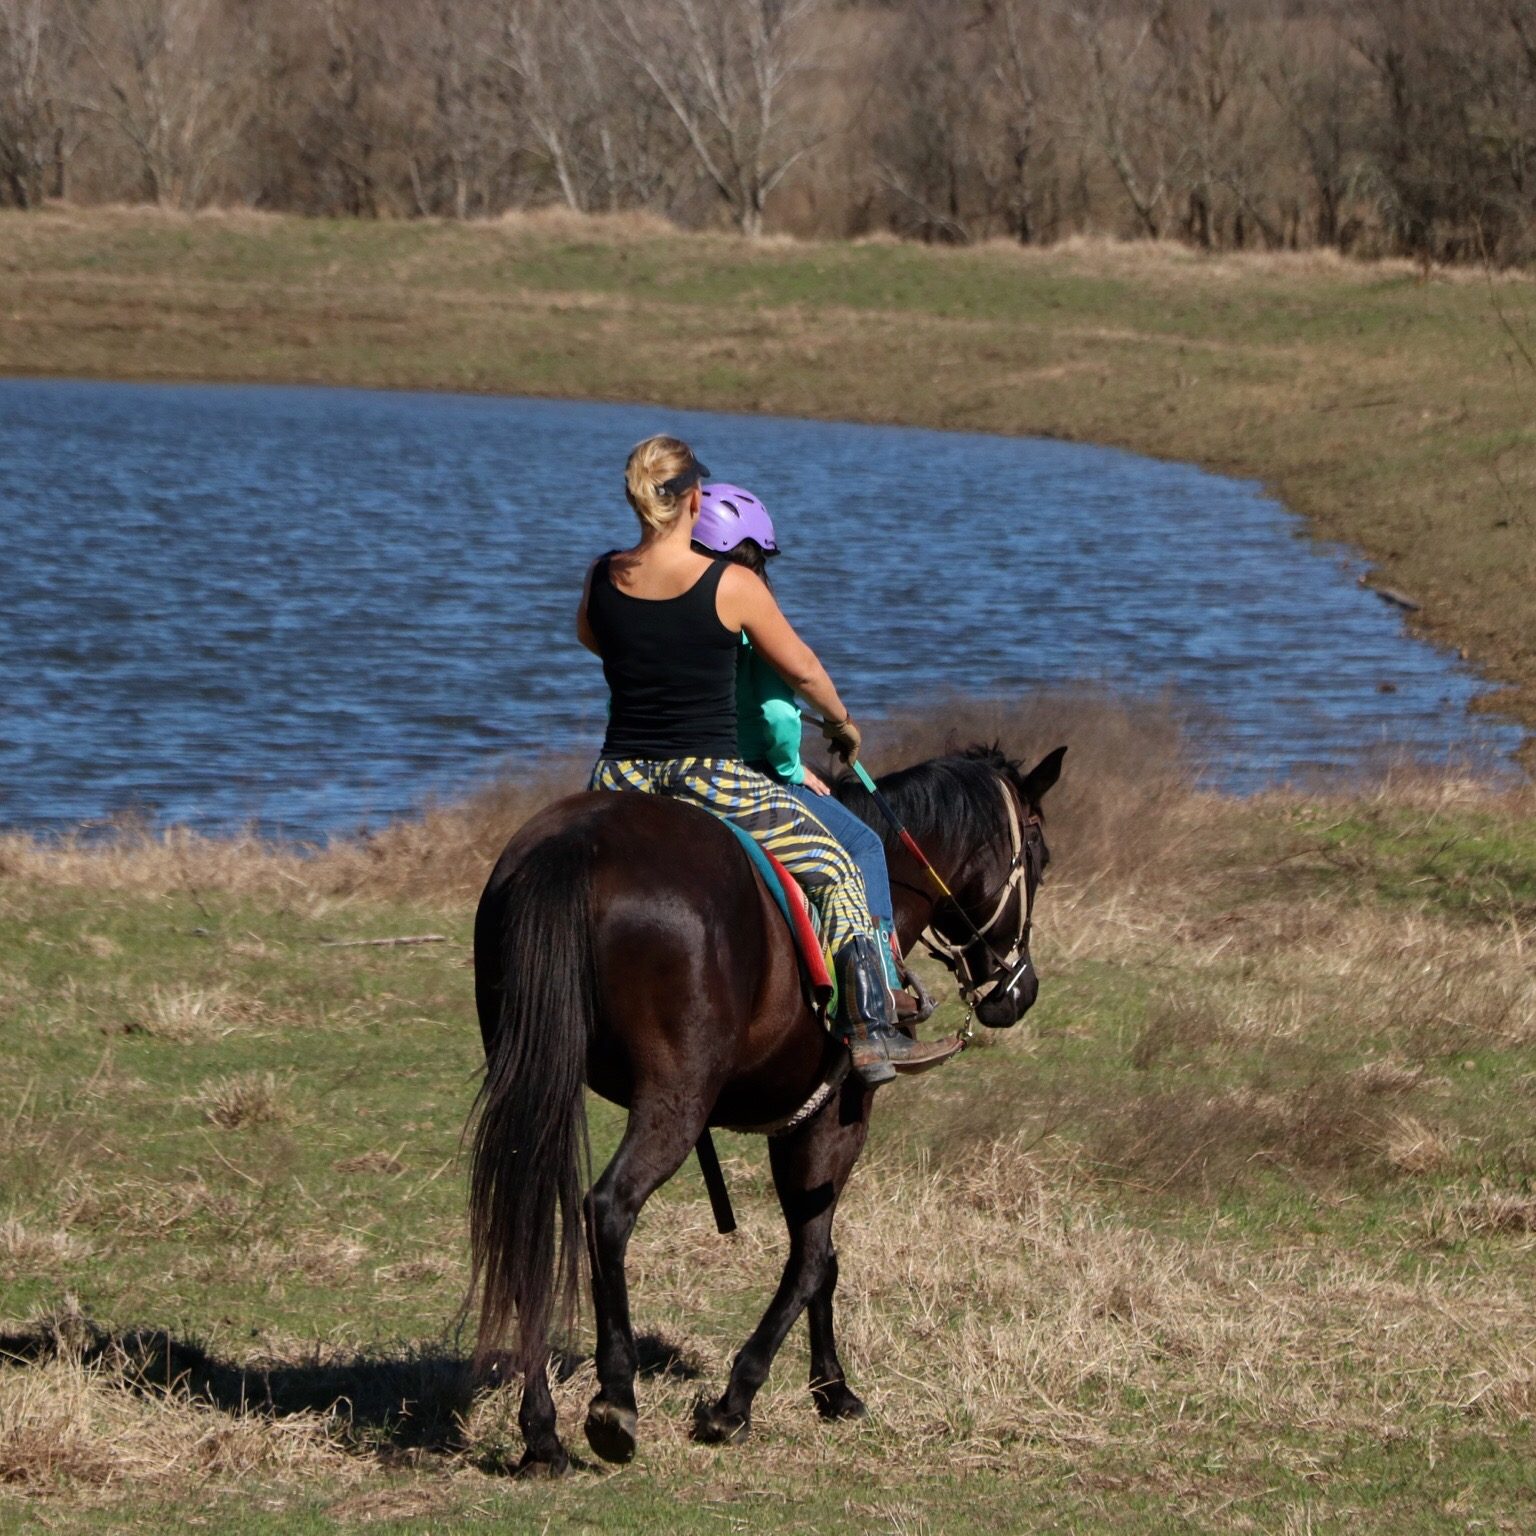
[{"xmin": 835, "ymin": 935, "xmax": 962, "ymax": 1086}]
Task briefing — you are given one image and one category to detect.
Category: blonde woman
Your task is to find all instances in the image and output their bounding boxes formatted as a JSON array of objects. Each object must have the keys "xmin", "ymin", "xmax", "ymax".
[{"xmin": 577, "ymin": 434, "xmax": 959, "ymax": 1086}]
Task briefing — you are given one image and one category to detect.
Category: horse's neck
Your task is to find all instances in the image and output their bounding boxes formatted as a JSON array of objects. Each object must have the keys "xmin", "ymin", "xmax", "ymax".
[
  {"xmin": 891, "ymin": 884, "xmax": 938, "ymax": 957},
  {"xmin": 883, "ymin": 781, "xmax": 1000, "ymax": 957},
  {"xmin": 886, "ymin": 823, "xmax": 963, "ymax": 956}
]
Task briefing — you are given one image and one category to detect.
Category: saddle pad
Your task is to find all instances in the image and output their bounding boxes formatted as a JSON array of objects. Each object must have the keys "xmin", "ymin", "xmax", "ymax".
[{"xmin": 721, "ymin": 821, "xmax": 834, "ymax": 1006}]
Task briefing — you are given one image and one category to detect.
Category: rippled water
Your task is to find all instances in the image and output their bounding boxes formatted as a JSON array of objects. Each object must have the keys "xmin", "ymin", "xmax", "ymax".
[{"xmin": 0, "ymin": 378, "xmax": 1522, "ymax": 836}]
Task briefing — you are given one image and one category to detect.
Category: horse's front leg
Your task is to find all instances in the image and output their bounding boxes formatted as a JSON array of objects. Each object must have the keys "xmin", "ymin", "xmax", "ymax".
[
  {"xmin": 693, "ymin": 1080, "xmax": 872, "ymax": 1444},
  {"xmin": 583, "ymin": 1096, "xmax": 701, "ymax": 1464},
  {"xmin": 806, "ymin": 1244, "xmax": 866, "ymax": 1421}
]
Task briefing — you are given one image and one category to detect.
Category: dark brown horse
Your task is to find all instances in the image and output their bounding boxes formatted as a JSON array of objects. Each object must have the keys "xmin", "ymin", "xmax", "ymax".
[{"xmin": 468, "ymin": 743, "xmax": 1065, "ymax": 1474}]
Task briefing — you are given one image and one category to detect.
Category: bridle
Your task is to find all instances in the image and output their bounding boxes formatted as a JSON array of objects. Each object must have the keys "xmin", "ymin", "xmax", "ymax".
[{"xmin": 916, "ymin": 775, "xmax": 1046, "ymax": 1033}]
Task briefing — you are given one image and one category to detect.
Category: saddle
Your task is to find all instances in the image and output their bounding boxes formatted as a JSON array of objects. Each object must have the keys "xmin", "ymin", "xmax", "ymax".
[{"xmin": 720, "ymin": 821, "xmax": 834, "ymax": 1012}]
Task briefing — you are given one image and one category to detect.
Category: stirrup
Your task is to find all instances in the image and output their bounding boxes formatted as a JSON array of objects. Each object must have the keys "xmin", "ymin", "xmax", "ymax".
[
  {"xmin": 896, "ymin": 968, "xmax": 937, "ymax": 1026},
  {"xmin": 837, "ymin": 935, "xmax": 960, "ymax": 1086}
]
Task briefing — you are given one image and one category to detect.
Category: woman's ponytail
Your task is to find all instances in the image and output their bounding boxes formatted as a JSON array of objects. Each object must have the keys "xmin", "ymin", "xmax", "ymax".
[{"xmin": 625, "ymin": 435, "xmax": 698, "ymax": 533}]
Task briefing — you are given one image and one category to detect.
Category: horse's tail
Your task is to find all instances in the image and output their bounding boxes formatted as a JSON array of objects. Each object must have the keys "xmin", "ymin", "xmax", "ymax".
[{"xmin": 468, "ymin": 827, "xmax": 595, "ymax": 1378}]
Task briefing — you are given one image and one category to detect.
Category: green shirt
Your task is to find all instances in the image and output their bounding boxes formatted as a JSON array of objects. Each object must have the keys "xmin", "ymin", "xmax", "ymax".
[{"xmin": 736, "ymin": 634, "xmax": 804, "ymax": 785}]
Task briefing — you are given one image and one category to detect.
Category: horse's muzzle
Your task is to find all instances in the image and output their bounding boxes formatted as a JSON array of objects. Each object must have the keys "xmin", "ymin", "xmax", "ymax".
[{"xmin": 975, "ymin": 954, "xmax": 1038, "ymax": 1028}]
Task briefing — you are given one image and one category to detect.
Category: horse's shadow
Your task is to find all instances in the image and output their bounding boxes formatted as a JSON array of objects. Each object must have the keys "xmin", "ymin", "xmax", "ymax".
[{"xmin": 0, "ymin": 1315, "xmax": 702, "ymax": 1457}]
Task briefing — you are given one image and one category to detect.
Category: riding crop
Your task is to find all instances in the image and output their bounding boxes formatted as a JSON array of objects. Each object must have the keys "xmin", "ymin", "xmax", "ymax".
[{"xmin": 847, "ymin": 759, "xmax": 962, "ymax": 905}]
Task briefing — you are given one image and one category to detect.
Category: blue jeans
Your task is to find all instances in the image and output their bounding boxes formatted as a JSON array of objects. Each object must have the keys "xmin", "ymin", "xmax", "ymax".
[{"xmin": 778, "ymin": 780, "xmax": 894, "ymax": 927}]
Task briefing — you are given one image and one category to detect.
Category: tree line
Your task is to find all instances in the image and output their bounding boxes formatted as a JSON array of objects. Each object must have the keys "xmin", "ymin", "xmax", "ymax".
[{"xmin": 2, "ymin": 0, "xmax": 1534, "ymax": 263}]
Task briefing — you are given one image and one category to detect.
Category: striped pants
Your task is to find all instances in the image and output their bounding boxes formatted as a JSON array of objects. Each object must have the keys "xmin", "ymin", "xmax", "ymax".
[{"xmin": 588, "ymin": 756, "xmax": 874, "ymax": 955}]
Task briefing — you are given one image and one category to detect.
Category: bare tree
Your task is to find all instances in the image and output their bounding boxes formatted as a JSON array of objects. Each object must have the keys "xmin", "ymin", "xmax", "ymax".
[
  {"xmin": 0, "ymin": 0, "xmax": 76, "ymax": 206},
  {"xmin": 872, "ymin": 0, "xmax": 988, "ymax": 241},
  {"xmin": 491, "ymin": 0, "xmax": 607, "ymax": 211},
  {"xmin": 1349, "ymin": 0, "xmax": 1491, "ymax": 259},
  {"xmin": 268, "ymin": 0, "xmax": 400, "ymax": 217},
  {"xmin": 69, "ymin": 0, "xmax": 252, "ymax": 208},
  {"xmin": 402, "ymin": 0, "xmax": 503, "ymax": 219},
  {"xmin": 609, "ymin": 0, "xmax": 825, "ymax": 235},
  {"xmin": 0, "ymin": 0, "xmax": 1524, "ymax": 258},
  {"xmin": 1262, "ymin": 9, "xmax": 1361, "ymax": 248},
  {"xmin": 986, "ymin": 0, "xmax": 1066, "ymax": 243},
  {"xmin": 1063, "ymin": 0, "xmax": 1185, "ymax": 238},
  {"xmin": 1480, "ymin": 0, "xmax": 1536, "ymax": 257}
]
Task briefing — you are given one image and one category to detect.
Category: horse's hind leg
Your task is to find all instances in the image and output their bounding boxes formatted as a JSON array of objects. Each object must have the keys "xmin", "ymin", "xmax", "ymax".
[
  {"xmin": 583, "ymin": 1097, "xmax": 701, "ymax": 1465},
  {"xmin": 693, "ymin": 1082, "xmax": 872, "ymax": 1444},
  {"xmin": 515, "ymin": 1357, "xmax": 567, "ymax": 1477}
]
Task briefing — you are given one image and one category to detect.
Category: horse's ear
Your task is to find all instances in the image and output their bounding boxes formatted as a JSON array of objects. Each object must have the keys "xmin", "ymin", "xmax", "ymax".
[{"xmin": 1019, "ymin": 745, "xmax": 1067, "ymax": 808}]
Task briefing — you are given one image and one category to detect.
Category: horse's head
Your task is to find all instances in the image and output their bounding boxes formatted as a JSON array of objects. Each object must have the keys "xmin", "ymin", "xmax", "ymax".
[{"xmin": 933, "ymin": 744, "xmax": 1066, "ymax": 1030}]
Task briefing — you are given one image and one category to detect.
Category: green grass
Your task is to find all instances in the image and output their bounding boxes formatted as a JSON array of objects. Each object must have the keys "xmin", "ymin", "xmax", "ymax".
[
  {"xmin": 1309, "ymin": 809, "xmax": 1536, "ymax": 921},
  {"xmin": 4, "ymin": 206, "xmax": 1536, "ymax": 1527},
  {"xmin": 4, "ymin": 783, "xmax": 1536, "ymax": 1530},
  {"xmin": 2, "ymin": 207, "xmax": 1534, "ymax": 764}
]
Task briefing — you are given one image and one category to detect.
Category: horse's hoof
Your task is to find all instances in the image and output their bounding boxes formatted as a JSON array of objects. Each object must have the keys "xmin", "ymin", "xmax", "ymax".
[
  {"xmin": 812, "ymin": 1382, "xmax": 867, "ymax": 1421},
  {"xmin": 584, "ymin": 1399, "xmax": 638, "ymax": 1464},
  {"xmin": 512, "ymin": 1447, "xmax": 570, "ymax": 1479},
  {"xmin": 691, "ymin": 1398, "xmax": 751, "ymax": 1445}
]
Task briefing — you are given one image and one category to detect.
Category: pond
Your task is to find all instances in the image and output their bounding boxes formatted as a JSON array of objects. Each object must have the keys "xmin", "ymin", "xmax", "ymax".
[{"xmin": 0, "ymin": 378, "xmax": 1522, "ymax": 838}]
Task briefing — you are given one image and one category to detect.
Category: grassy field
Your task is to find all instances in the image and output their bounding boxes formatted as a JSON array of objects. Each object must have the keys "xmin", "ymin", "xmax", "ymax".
[
  {"xmin": 4, "ymin": 210, "xmax": 1535, "ymax": 1528},
  {"xmin": 1, "ymin": 206, "xmax": 1534, "ymax": 763},
  {"xmin": 4, "ymin": 702, "xmax": 1536, "ymax": 1532}
]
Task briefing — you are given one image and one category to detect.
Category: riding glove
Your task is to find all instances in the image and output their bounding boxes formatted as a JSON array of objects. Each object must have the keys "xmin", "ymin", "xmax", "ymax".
[{"xmin": 820, "ymin": 715, "xmax": 862, "ymax": 764}]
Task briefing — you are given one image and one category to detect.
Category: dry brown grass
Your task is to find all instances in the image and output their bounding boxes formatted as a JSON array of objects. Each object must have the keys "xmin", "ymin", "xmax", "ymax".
[
  {"xmin": 1421, "ymin": 1184, "xmax": 1536, "ymax": 1242},
  {"xmin": 11, "ymin": 1094, "xmax": 1529, "ymax": 1504},
  {"xmin": 965, "ymin": 231, "xmax": 1536, "ymax": 286},
  {"xmin": 0, "ymin": 1310, "xmax": 472, "ymax": 1499},
  {"xmin": 1090, "ymin": 1080, "xmax": 1397, "ymax": 1191},
  {"xmin": 972, "ymin": 762, "xmax": 1536, "ymax": 1199},
  {"xmin": 1127, "ymin": 993, "xmax": 1230, "ymax": 1070},
  {"xmin": 0, "ymin": 758, "xmax": 586, "ymax": 906},
  {"xmin": 0, "ymin": 1335, "xmax": 357, "ymax": 1494},
  {"xmin": 443, "ymin": 1133, "xmax": 1536, "ymax": 1476},
  {"xmin": 2, "ymin": 701, "xmax": 1532, "ymax": 1519},
  {"xmin": 486, "ymin": 205, "xmax": 678, "ymax": 242},
  {"xmin": 0, "ymin": 824, "xmax": 322, "ymax": 896},
  {"xmin": 339, "ymin": 759, "xmax": 587, "ymax": 900},
  {"xmin": 194, "ymin": 1071, "xmax": 286, "ymax": 1130},
  {"xmin": 0, "ymin": 698, "xmax": 1525, "ymax": 925},
  {"xmin": 0, "ymin": 1221, "xmax": 91, "ymax": 1268},
  {"xmin": 0, "ymin": 692, "xmax": 1188, "ymax": 904},
  {"xmin": 241, "ymin": 1234, "xmax": 369, "ymax": 1287},
  {"xmin": 334, "ymin": 1149, "xmax": 407, "ymax": 1176},
  {"xmin": 56, "ymin": 1174, "xmax": 258, "ymax": 1241},
  {"xmin": 850, "ymin": 690, "xmax": 1197, "ymax": 887},
  {"xmin": 123, "ymin": 984, "xmax": 250, "ymax": 1042}
]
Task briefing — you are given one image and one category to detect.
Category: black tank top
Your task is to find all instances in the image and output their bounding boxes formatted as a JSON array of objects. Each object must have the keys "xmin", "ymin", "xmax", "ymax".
[{"xmin": 587, "ymin": 553, "xmax": 741, "ymax": 760}]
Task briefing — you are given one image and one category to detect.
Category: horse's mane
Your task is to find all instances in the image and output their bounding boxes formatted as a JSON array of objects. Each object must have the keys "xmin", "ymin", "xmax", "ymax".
[{"xmin": 834, "ymin": 744, "xmax": 1026, "ymax": 851}]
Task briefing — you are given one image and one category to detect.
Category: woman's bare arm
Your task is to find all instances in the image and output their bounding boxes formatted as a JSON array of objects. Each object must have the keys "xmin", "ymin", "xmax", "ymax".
[{"xmin": 720, "ymin": 565, "xmax": 849, "ymax": 725}]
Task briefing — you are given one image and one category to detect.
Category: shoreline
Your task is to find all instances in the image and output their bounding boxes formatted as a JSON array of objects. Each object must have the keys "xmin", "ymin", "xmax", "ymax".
[{"xmin": 5, "ymin": 207, "xmax": 1534, "ymax": 773}]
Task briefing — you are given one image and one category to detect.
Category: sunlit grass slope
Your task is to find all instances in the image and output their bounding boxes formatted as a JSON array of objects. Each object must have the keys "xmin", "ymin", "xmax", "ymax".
[
  {"xmin": 3, "ymin": 700, "xmax": 1535, "ymax": 1531},
  {"xmin": 2, "ymin": 205, "xmax": 1534, "ymax": 762}
]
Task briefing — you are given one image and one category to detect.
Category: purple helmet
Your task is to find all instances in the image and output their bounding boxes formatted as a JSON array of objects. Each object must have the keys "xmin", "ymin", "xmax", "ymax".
[{"xmin": 695, "ymin": 483, "xmax": 778, "ymax": 555}]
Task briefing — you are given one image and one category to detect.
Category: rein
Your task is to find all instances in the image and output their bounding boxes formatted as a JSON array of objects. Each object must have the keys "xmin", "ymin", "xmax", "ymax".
[
  {"xmin": 916, "ymin": 776, "xmax": 1043, "ymax": 1032},
  {"xmin": 830, "ymin": 736, "xmax": 1048, "ymax": 1034}
]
